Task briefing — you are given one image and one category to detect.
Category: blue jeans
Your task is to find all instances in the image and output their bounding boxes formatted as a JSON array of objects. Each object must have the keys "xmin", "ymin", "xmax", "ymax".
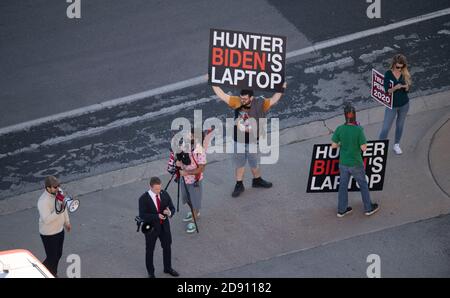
[
  {"xmin": 379, "ymin": 102, "xmax": 409, "ymax": 144},
  {"xmin": 338, "ymin": 165, "xmax": 373, "ymax": 213}
]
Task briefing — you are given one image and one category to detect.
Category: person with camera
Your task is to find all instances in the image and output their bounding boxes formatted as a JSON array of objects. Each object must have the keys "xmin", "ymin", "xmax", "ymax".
[
  {"xmin": 175, "ymin": 130, "xmax": 207, "ymax": 234},
  {"xmin": 212, "ymin": 83, "xmax": 286, "ymax": 197},
  {"xmin": 138, "ymin": 176, "xmax": 178, "ymax": 278},
  {"xmin": 37, "ymin": 176, "xmax": 71, "ymax": 277}
]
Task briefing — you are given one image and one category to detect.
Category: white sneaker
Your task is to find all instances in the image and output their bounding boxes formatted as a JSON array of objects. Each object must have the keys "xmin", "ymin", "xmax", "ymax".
[
  {"xmin": 182, "ymin": 212, "xmax": 193, "ymax": 222},
  {"xmin": 182, "ymin": 211, "xmax": 200, "ymax": 222},
  {"xmin": 393, "ymin": 144, "xmax": 403, "ymax": 155},
  {"xmin": 186, "ymin": 223, "xmax": 197, "ymax": 233}
]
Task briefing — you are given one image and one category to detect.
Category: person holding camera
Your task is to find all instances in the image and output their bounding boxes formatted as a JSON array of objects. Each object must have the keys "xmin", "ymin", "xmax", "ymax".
[
  {"xmin": 212, "ymin": 83, "xmax": 286, "ymax": 197},
  {"xmin": 138, "ymin": 176, "xmax": 178, "ymax": 278},
  {"xmin": 176, "ymin": 131, "xmax": 207, "ymax": 234},
  {"xmin": 37, "ymin": 176, "xmax": 71, "ymax": 277}
]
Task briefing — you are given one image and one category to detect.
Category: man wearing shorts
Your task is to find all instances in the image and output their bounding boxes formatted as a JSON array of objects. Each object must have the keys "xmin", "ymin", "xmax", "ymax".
[{"xmin": 212, "ymin": 84, "xmax": 286, "ymax": 197}]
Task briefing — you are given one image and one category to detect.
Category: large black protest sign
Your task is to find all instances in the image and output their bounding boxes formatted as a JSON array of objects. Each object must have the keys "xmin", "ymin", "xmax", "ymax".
[
  {"xmin": 306, "ymin": 140, "xmax": 389, "ymax": 193},
  {"xmin": 208, "ymin": 28, "xmax": 286, "ymax": 92}
]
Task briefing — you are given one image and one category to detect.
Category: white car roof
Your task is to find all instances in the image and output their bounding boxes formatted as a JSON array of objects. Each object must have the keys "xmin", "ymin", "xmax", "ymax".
[{"xmin": 0, "ymin": 249, "xmax": 54, "ymax": 278}]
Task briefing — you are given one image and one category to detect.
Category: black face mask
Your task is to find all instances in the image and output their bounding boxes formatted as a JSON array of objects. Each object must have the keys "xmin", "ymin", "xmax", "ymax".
[{"xmin": 344, "ymin": 104, "xmax": 356, "ymax": 124}]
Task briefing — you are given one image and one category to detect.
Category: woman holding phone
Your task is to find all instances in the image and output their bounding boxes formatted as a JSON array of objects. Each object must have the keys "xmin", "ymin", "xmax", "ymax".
[{"xmin": 379, "ymin": 54, "xmax": 412, "ymax": 155}]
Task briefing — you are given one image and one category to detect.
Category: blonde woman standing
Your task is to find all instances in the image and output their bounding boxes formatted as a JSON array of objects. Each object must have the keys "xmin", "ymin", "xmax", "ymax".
[{"xmin": 379, "ymin": 54, "xmax": 412, "ymax": 154}]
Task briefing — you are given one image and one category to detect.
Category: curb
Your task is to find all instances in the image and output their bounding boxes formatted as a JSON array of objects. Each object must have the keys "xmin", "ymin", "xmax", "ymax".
[
  {"xmin": 1, "ymin": 90, "xmax": 449, "ymax": 215},
  {"xmin": 427, "ymin": 113, "xmax": 450, "ymax": 198}
]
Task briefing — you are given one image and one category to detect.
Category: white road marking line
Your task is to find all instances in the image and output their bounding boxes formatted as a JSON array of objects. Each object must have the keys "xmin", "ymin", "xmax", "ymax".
[{"xmin": 287, "ymin": 8, "xmax": 450, "ymax": 58}]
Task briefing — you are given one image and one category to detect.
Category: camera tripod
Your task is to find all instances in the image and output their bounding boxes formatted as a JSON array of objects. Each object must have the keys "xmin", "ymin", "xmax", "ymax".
[{"xmin": 164, "ymin": 168, "xmax": 199, "ymax": 233}]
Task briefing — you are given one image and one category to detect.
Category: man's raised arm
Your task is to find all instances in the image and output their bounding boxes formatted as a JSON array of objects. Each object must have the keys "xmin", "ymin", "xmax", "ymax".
[
  {"xmin": 212, "ymin": 85, "xmax": 231, "ymax": 104},
  {"xmin": 267, "ymin": 82, "xmax": 287, "ymax": 108}
]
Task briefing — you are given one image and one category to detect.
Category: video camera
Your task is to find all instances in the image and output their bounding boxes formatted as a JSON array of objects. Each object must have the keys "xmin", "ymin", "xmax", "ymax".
[
  {"xmin": 135, "ymin": 216, "xmax": 153, "ymax": 234},
  {"xmin": 167, "ymin": 150, "xmax": 192, "ymax": 176},
  {"xmin": 176, "ymin": 151, "xmax": 191, "ymax": 166},
  {"xmin": 168, "ymin": 127, "xmax": 211, "ymax": 174},
  {"xmin": 135, "ymin": 211, "xmax": 168, "ymax": 234}
]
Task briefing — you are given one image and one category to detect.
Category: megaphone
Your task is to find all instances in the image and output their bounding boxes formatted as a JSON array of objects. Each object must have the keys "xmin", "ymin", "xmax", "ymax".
[
  {"xmin": 55, "ymin": 188, "xmax": 80, "ymax": 213},
  {"xmin": 64, "ymin": 196, "xmax": 80, "ymax": 213}
]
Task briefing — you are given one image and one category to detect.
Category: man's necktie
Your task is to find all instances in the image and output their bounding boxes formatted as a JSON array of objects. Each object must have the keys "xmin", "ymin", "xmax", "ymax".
[{"xmin": 156, "ymin": 194, "xmax": 163, "ymax": 224}]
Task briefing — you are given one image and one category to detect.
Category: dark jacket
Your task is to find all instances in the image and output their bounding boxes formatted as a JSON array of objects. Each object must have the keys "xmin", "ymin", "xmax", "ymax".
[{"xmin": 138, "ymin": 190, "xmax": 175, "ymax": 233}]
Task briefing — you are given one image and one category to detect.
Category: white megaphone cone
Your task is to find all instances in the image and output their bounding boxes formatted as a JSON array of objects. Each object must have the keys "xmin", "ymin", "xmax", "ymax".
[
  {"xmin": 65, "ymin": 196, "xmax": 80, "ymax": 213},
  {"xmin": 56, "ymin": 188, "xmax": 80, "ymax": 213}
]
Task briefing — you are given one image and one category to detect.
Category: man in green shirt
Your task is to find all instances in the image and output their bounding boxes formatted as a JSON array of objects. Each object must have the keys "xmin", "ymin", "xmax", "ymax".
[{"xmin": 331, "ymin": 104, "xmax": 379, "ymax": 217}]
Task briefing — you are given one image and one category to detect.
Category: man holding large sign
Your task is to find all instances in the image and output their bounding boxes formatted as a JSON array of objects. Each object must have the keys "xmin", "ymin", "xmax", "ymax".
[
  {"xmin": 211, "ymin": 84, "xmax": 286, "ymax": 198},
  {"xmin": 209, "ymin": 28, "xmax": 287, "ymax": 198},
  {"xmin": 209, "ymin": 28, "xmax": 286, "ymax": 92}
]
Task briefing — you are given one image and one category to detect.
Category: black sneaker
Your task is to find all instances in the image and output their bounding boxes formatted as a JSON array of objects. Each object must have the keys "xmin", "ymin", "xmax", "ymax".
[
  {"xmin": 337, "ymin": 207, "xmax": 353, "ymax": 218},
  {"xmin": 365, "ymin": 203, "xmax": 380, "ymax": 216},
  {"xmin": 252, "ymin": 177, "xmax": 273, "ymax": 188},
  {"xmin": 232, "ymin": 183, "xmax": 245, "ymax": 197}
]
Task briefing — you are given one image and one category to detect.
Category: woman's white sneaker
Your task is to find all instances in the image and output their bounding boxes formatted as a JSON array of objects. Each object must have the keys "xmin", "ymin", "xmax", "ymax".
[
  {"xmin": 182, "ymin": 211, "xmax": 200, "ymax": 222},
  {"xmin": 393, "ymin": 144, "xmax": 403, "ymax": 155},
  {"xmin": 186, "ymin": 223, "xmax": 197, "ymax": 233}
]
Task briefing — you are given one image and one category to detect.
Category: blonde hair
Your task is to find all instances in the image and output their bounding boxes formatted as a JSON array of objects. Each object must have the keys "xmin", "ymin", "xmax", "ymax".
[{"xmin": 390, "ymin": 54, "xmax": 411, "ymax": 86}]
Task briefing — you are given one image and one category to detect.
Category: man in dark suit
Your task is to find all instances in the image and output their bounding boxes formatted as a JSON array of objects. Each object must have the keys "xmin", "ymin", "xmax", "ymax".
[{"xmin": 139, "ymin": 176, "xmax": 179, "ymax": 278}]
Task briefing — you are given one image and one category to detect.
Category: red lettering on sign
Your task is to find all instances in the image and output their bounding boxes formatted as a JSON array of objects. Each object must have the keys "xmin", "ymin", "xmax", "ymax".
[
  {"xmin": 212, "ymin": 47, "xmax": 224, "ymax": 66},
  {"xmin": 211, "ymin": 48, "xmax": 266, "ymax": 70},
  {"xmin": 313, "ymin": 160, "xmax": 325, "ymax": 175}
]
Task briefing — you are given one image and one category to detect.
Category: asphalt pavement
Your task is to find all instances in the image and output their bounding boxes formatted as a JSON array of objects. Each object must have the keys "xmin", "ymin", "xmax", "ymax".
[
  {"xmin": 0, "ymin": 93, "xmax": 448, "ymax": 277},
  {"xmin": 0, "ymin": 0, "xmax": 449, "ymax": 278},
  {"xmin": 1, "ymin": 10, "xmax": 449, "ymax": 200}
]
